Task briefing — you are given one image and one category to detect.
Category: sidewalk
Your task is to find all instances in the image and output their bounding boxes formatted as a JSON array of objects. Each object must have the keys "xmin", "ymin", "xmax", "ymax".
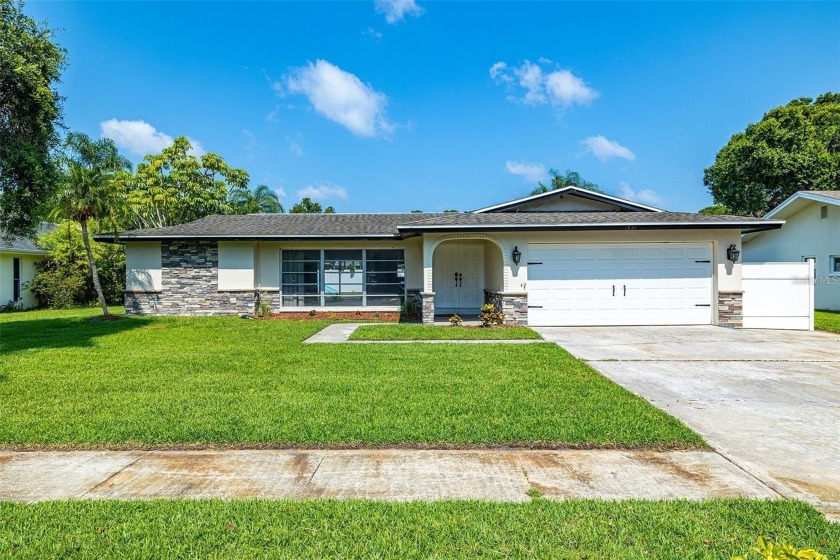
[
  {"xmin": 303, "ymin": 323, "xmax": 544, "ymax": 343},
  {"xmin": 0, "ymin": 449, "xmax": 776, "ymax": 502}
]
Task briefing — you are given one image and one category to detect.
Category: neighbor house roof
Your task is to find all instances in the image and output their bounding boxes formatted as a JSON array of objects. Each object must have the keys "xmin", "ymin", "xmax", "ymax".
[
  {"xmin": 471, "ymin": 186, "xmax": 664, "ymax": 213},
  {"xmin": 0, "ymin": 223, "xmax": 54, "ymax": 255},
  {"xmin": 763, "ymin": 190, "xmax": 840, "ymax": 220},
  {"xmin": 94, "ymin": 210, "xmax": 782, "ymax": 242}
]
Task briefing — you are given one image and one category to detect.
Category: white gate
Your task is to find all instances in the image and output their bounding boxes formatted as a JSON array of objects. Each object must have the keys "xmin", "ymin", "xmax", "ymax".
[{"xmin": 742, "ymin": 262, "xmax": 814, "ymax": 330}]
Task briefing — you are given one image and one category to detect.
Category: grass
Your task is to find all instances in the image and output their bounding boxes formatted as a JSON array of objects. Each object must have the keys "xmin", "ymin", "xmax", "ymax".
[
  {"xmin": 349, "ymin": 324, "xmax": 543, "ymax": 340},
  {"xmin": 815, "ymin": 309, "xmax": 840, "ymax": 333},
  {"xmin": 0, "ymin": 307, "xmax": 704, "ymax": 448},
  {"xmin": 0, "ymin": 499, "xmax": 836, "ymax": 559}
]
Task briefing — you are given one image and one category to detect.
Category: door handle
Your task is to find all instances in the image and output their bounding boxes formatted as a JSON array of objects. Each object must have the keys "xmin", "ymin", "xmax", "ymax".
[
  {"xmin": 454, "ymin": 272, "xmax": 458, "ymax": 288},
  {"xmin": 458, "ymin": 273, "xmax": 463, "ymax": 287},
  {"xmin": 623, "ymin": 285, "xmax": 626, "ymax": 296},
  {"xmin": 612, "ymin": 285, "xmax": 615, "ymax": 297}
]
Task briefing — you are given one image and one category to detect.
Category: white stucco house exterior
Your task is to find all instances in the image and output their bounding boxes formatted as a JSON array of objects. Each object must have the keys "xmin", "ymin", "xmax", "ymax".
[
  {"xmin": 96, "ymin": 187, "xmax": 786, "ymax": 327},
  {"xmin": 0, "ymin": 225, "xmax": 51, "ymax": 310},
  {"xmin": 743, "ymin": 190, "xmax": 840, "ymax": 311}
]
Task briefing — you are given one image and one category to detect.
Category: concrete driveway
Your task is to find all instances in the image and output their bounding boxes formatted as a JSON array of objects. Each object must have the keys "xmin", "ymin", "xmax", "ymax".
[{"xmin": 536, "ymin": 326, "xmax": 840, "ymax": 518}]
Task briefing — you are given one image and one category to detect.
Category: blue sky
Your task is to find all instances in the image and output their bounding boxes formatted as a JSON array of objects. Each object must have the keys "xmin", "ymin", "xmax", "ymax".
[{"xmin": 29, "ymin": 1, "xmax": 840, "ymax": 213}]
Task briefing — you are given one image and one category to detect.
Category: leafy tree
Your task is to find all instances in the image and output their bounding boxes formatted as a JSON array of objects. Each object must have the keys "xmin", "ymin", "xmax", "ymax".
[
  {"xmin": 229, "ymin": 185, "xmax": 283, "ymax": 214},
  {"xmin": 31, "ymin": 220, "xmax": 125, "ymax": 308},
  {"xmin": 704, "ymin": 93, "xmax": 840, "ymax": 216},
  {"xmin": 531, "ymin": 169, "xmax": 602, "ymax": 196},
  {"xmin": 443, "ymin": 209, "xmax": 459, "ymax": 213},
  {"xmin": 49, "ymin": 132, "xmax": 130, "ymax": 316},
  {"xmin": 0, "ymin": 0, "xmax": 66, "ymax": 237},
  {"xmin": 410, "ymin": 209, "xmax": 424, "ymax": 213},
  {"xmin": 698, "ymin": 204, "xmax": 731, "ymax": 215},
  {"xmin": 289, "ymin": 197, "xmax": 335, "ymax": 214},
  {"xmin": 121, "ymin": 136, "xmax": 249, "ymax": 228}
]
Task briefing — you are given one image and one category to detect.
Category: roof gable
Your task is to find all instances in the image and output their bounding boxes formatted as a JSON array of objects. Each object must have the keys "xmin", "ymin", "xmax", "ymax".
[
  {"xmin": 472, "ymin": 186, "xmax": 663, "ymax": 213},
  {"xmin": 764, "ymin": 190, "xmax": 840, "ymax": 220}
]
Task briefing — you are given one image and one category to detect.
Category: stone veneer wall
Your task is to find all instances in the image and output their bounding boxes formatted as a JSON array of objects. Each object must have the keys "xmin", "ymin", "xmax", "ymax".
[
  {"xmin": 484, "ymin": 290, "xmax": 528, "ymax": 325},
  {"xmin": 124, "ymin": 240, "xmax": 255, "ymax": 316},
  {"xmin": 717, "ymin": 291, "xmax": 743, "ymax": 328},
  {"xmin": 420, "ymin": 292, "xmax": 435, "ymax": 325}
]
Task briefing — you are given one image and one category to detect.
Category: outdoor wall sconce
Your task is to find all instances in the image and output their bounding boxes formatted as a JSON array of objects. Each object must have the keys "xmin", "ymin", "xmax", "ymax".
[
  {"xmin": 727, "ymin": 244, "xmax": 740, "ymax": 263},
  {"xmin": 512, "ymin": 246, "xmax": 522, "ymax": 265}
]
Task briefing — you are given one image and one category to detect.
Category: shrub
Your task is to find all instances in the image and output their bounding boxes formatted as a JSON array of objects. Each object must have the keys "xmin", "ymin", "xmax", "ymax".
[
  {"xmin": 30, "ymin": 220, "xmax": 125, "ymax": 308},
  {"xmin": 449, "ymin": 314, "xmax": 462, "ymax": 327},
  {"xmin": 255, "ymin": 292, "xmax": 272, "ymax": 317},
  {"xmin": 400, "ymin": 298, "xmax": 419, "ymax": 321},
  {"xmin": 733, "ymin": 537, "xmax": 828, "ymax": 560},
  {"xmin": 480, "ymin": 303, "xmax": 505, "ymax": 328}
]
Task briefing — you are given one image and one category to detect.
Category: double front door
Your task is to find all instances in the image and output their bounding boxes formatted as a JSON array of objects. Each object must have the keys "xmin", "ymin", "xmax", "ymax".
[{"xmin": 433, "ymin": 242, "xmax": 485, "ymax": 314}]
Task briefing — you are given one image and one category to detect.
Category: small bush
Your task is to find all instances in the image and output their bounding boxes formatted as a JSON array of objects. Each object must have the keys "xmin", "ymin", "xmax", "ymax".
[
  {"xmin": 255, "ymin": 292, "xmax": 272, "ymax": 317},
  {"xmin": 733, "ymin": 537, "xmax": 829, "ymax": 560},
  {"xmin": 400, "ymin": 298, "xmax": 419, "ymax": 321},
  {"xmin": 449, "ymin": 314, "xmax": 462, "ymax": 327},
  {"xmin": 480, "ymin": 303, "xmax": 505, "ymax": 328}
]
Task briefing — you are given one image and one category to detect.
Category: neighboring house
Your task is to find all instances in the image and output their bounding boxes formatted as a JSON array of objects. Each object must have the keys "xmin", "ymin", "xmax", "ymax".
[
  {"xmin": 743, "ymin": 190, "xmax": 840, "ymax": 311},
  {"xmin": 95, "ymin": 187, "xmax": 784, "ymax": 327},
  {"xmin": 0, "ymin": 224, "xmax": 52, "ymax": 310}
]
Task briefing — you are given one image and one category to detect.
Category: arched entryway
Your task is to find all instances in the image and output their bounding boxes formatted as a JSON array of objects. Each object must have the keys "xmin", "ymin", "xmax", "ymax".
[{"xmin": 429, "ymin": 236, "xmax": 506, "ymax": 318}]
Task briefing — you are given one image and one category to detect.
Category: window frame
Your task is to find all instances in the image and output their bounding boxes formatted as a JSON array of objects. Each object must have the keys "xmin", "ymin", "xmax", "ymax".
[
  {"xmin": 280, "ymin": 248, "xmax": 406, "ymax": 308},
  {"xmin": 830, "ymin": 255, "xmax": 840, "ymax": 276}
]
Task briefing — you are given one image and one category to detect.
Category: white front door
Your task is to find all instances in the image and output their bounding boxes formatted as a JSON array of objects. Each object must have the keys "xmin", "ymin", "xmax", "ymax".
[
  {"xmin": 526, "ymin": 243, "xmax": 713, "ymax": 326},
  {"xmin": 434, "ymin": 242, "xmax": 485, "ymax": 314}
]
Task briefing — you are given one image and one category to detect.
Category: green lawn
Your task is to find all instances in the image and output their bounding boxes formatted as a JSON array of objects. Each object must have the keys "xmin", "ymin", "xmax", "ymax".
[
  {"xmin": 815, "ymin": 309, "xmax": 840, "ymax": 333},
  {"xmin": 0, "ymin": 499, "xmax": 836, "ymax": 559},
  {"xmin": 350, "ymin": 324, "xmax": 543, "ymax": 340},
  {"xmin": 0, "ymin": 307, "xmax": 703, "ymax": 448}
]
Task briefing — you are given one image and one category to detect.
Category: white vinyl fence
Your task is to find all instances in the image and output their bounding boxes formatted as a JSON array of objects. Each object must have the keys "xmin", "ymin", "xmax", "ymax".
[{"xmin": 742, "ymin": 262, "xmax": 814, "ymax": 330}]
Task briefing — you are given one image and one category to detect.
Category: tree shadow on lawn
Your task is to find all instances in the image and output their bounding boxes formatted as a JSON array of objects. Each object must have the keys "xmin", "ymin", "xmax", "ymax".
[{"xmin": 0, "ymin": 315, "xmax": 152, "ymax": 356}]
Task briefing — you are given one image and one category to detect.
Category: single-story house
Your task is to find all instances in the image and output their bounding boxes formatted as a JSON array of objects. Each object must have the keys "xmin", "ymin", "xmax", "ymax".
[
  {"xmin": 743, "ymin": 190, "xmax": 840, "ymax": 311},
  {"xmin": 0, "ymin": 224, "xmax": 52, "ymax": 310},
  {"xmin": 95, "ymin": 187, "xmax": 784, "ymax": 327}
]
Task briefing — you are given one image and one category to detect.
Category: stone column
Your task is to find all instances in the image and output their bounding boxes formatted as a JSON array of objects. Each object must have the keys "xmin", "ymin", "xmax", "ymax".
[
  {"xmin": 718, "ymin": 291, "xmax": 743, "ymax": 328},
  {"xmin": 421, "ymin": 292, "xmax": 435, "ymax": 325}
]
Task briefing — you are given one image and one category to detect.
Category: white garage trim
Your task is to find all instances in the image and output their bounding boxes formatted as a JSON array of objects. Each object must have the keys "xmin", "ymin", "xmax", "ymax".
[{"xmin": 526, "ymin": 242, "xmax": 714, "ymax": 327}]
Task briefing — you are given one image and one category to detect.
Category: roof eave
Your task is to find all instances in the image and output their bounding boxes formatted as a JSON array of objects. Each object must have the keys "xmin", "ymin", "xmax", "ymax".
[
  {"xmin": 398, "ymin": 221, "xmax": 785, "ymax": 233},
  {"xmin": 471, "ymin": 186, "xmax": 664, "ymax": 214},
  {"xmin": 94, "ymin": 233, "xmax": 403, "ymax": 243}
]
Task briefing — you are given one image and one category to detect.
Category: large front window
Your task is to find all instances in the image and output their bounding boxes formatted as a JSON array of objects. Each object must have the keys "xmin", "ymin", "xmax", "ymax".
[{"xmin": 281, "ymin": 249, "xmax": 405, "ymax": 307}]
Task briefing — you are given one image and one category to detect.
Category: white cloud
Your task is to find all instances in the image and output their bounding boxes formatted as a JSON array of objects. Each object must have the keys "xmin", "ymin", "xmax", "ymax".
[
  {"xmin": 363, "ymin": 27, "xmax": 383, "ymax": 40},
  {"xmin": 297, "ymin": 183, "xmax": 348, "ymax": 201},
  {"xmin": 490, "ymin": 59, "xmax": 598, "ymax": 108},
  {"xmin": 282, "ymin": 60, "xmax": 393, "ymax": 137},
  {"xmin": 100, "ymin": 119, "xmax": 204, "ymax": 157},
  {"xmin": 580, "ymin": 135, "xmax": 635, "ymax": 162},
  {"xmin": 505, "ymin": 160, "xmax": 547, "ymax": 183},
  {"xmin": 374, "ymin": 0, "xmax": 424, "ymax": 24},
  {"xmin": 274, "ymin": 186, "xmax": 286, "ymax": 199},
  {"xmin": 617, "ymin": 182, "xmax": 661, "ymax": 206}
]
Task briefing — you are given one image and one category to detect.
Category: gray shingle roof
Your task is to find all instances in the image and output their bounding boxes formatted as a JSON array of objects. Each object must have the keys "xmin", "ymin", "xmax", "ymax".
[
  {"xmin": 399, "ymin": 211, "xmax": 782, "ymax": 231},
  {"xmin": 0, "ymin": 223, "xmax": 54, "ymax": 253},
  {"xmin": 100, "ymin": 213, "xmax": 450, "ymax": 240},
  {"xmin": 802, "ymin": 190, "xmax": 840, "ymax": 201},
  {"xmin": 95, "ymin": 210, "xmax": 783, "ymax": 242}
]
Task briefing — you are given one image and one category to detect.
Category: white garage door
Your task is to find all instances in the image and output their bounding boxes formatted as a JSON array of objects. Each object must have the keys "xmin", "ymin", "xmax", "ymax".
[{"xmin": 527, "ymin": 243, "xmax": 713, "ymax": 326}]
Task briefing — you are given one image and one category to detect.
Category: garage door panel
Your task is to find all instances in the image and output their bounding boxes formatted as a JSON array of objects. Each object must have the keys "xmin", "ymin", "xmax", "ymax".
[{"xmin": 527, "ymin": 243, "xmax": 712, "ymax": 326}]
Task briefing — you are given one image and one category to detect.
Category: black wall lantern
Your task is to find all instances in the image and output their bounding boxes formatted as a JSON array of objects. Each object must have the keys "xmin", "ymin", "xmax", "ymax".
[
  {"xmin": 512, "ymin": 246, "xmax": 522, "ymax": 265},
  {"xmin": 727, "ymin": 244, "xmax": 740, "ymax": 263}
]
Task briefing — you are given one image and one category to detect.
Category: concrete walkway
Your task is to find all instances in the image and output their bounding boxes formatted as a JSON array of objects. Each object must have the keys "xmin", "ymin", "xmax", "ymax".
[
  {"xmin": 0, "ymin": 449, "xmax": 776, "ymax": 502},
  {"xmin": 304, "ymin": 323, "xmax": 544, "ymax": 343},
  {"xmin": 536, "ymin": 326, "xmax": 840, "ymax": 520}
]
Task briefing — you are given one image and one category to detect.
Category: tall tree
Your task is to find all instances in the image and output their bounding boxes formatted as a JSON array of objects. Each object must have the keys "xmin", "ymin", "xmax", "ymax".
[
  {"xmin": 0, "ymin": 0, "xmax": 66, "ymax": 237},
  {"xmin": 531, "ymin": 169, "xmax": 602, "ymax": 196},
  {"xmin": 49, "ymin": 133, "xmax": 131, "ymax": 316},
  {"xmin": 289, "ymin": 197, "xmax": 335, "ymax": 214},
  {"xmin": 229, "ymin": 185, "xmax": 283, "ymax": 214},
  {"xmin": 704, "ymin": 93, "xmax": 840, "ymax": 216},
  {"xmin": 121, "ymin": 137, "xmax": 249, "ymax": 229}
]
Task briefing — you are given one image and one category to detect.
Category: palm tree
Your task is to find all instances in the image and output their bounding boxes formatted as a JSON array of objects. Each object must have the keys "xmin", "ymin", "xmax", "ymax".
[
  {"xmin": 229, "ymin": 185, "xmax": 283, "ymax": 214},
  {"xmin": 50, "ymin": 133, "xmax": 131, "ymax": 316}
]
